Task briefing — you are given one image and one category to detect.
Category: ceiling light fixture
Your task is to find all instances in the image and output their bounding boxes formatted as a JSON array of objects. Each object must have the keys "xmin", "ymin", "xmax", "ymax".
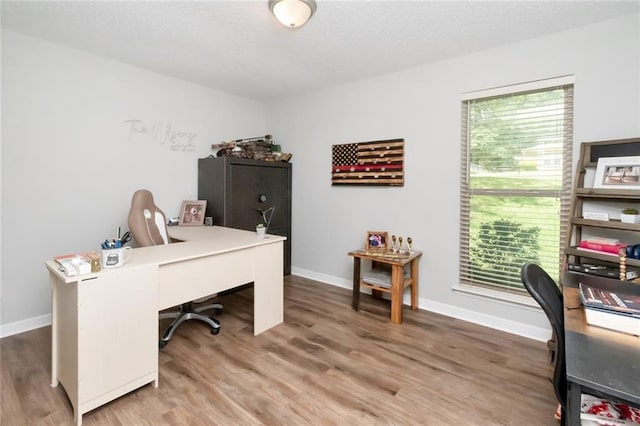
[{"xmin": 269, "ymin": 0, "xmax": 317, "ymax": 28}]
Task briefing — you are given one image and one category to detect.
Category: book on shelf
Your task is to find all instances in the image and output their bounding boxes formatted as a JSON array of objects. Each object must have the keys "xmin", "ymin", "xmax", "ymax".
[
  {"xmin": 361, "ymin": 267, "xmax": 410, "ymax": 288},
  {"xmin": 568, "ymin": 263, "xmax": 640, "ymax": 280},
  {"xmin": 578, "ymin": 240, "xmax": 626, "ymax": 255},
  {"xmin": 575, "ymin": 247, "xmax": 619, "ymax": 258},
  {"xmin": 583, "ymin": 236, "xmax": 621, "ymax": 245},
  {"xmin": 361, "ymin": 270, "xmax": 392, "ymax": 288}
]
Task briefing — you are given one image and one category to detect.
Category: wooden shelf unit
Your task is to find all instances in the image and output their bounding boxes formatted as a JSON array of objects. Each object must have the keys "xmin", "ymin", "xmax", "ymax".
[{"xmin": 564, "ymin": 137, "xmax": 640, "ymax": 280}]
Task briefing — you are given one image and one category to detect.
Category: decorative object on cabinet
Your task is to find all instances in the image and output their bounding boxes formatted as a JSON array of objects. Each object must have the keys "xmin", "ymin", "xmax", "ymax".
[
  {"xmin": 331, "ymin": 138, "xmax": 404, "ymax": 186},
  {"xmin": 198, "ymin": 156, "xmax": 292, "ymax": 275},
  {"xmin": 210, "ymin": 134, "xmax": 292, "ymax": 162},
  {"xmin": 178, "ymin": 200, "xmax": 207, "ymax": 226},
  {"xmin": 593, "ymin": 156, "xmax": 640, "ymax": 189},
  {"xmin": 258, "ymin": 206, "xmax": 276, "ymax": 233},
  {"xmin": 564, "ymin": 137, "xmax": 640, "ymax": 283}
]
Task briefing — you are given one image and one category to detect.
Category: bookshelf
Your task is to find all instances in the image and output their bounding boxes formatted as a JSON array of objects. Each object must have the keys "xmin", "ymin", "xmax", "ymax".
[{"xmin": 564, "ymin": 137, "xmax": 640, "ymax": 281}]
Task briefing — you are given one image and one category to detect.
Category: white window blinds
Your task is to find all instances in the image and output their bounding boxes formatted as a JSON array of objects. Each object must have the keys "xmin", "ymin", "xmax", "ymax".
[{"xmin": 459, "ymin": 77, "xmax": 574, "ymax": 293}]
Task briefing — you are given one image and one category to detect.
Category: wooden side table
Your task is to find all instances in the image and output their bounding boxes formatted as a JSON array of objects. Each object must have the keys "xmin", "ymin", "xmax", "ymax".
[{"xmin": 348, "ymin": 250, "xmax": 422, "ymax": 324}]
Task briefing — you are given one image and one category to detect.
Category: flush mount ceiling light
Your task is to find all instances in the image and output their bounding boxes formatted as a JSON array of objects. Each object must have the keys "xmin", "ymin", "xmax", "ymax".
[{"xmin": 269, "ymin": 0, "xmax": 317, "ymax": 28}]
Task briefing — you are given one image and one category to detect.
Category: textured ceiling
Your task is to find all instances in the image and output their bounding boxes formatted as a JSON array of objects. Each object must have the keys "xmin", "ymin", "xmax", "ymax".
[{"xmin": 2, "ymin": 1, "xmax": 639, "ymax": 101}]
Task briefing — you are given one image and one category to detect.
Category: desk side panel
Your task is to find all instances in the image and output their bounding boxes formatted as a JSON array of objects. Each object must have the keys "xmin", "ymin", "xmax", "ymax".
[
  {"xmin": 253, "ymin": 241, "xmax": 284, "ymax": 335},
  {"xmin": 51, "ymin": 272, "xmax": 79, "ymax": 413},
  {"xmin": 158, "ymin": 250, "xmax": 254, "ymax": 310},
  {"xmin": 78, "ymin": 266, "xmax": 158, "ymax": 405}
]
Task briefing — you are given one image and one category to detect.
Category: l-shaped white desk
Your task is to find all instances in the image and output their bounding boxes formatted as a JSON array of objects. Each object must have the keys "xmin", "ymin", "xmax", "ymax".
[{"xmin": 45, "ymin": 226, "xmax": 285, "ymax": 426}]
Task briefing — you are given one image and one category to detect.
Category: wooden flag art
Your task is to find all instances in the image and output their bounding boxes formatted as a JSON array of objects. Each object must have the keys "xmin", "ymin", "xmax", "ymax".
[{"xmin": 331, "ymin": 138, "xmax": 404, "ymax": 186}]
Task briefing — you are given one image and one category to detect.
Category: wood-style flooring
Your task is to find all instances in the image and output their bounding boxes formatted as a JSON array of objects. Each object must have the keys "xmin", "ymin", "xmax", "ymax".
[{"xmin": 0, "ymin": 275, "xmax": 558, "ymax": 425}]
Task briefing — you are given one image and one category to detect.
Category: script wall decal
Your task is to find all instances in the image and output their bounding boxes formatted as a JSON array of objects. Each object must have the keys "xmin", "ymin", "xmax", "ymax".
[{"xmin": 125, "ymin": 119, "xmax": 197, "ymax": 152}]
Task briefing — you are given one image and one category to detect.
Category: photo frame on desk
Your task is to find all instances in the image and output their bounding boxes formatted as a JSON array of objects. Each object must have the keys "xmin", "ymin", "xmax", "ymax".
[
  {"xmin": 179, "ymin": 200, "xmax": 207, "ymax": 226},
  {"xmin": 594, "ymin": 156, "xmax": 640, "ymax": 189},
  {"xmin": 365, "ymin": 231, "xmax": 388, "ymax": 251}
]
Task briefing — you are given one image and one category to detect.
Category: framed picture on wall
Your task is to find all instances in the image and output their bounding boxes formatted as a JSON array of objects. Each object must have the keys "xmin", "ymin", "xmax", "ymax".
[
  {"xmin": 179, "ymin": 200, "xmax": 207, "ymax": 226},
  {"xmin": 366, "ymin": 231, "xmax": 388, "ymax": 251},
  {"xmin": 594, "ymin": 156, "xmax": 640, "ymax": 189}
]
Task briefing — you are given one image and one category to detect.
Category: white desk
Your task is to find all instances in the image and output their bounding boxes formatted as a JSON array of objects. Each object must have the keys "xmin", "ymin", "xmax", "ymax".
[{"xmin": 45, "ymin": 226, "xmax": 285, "ymax": 426}]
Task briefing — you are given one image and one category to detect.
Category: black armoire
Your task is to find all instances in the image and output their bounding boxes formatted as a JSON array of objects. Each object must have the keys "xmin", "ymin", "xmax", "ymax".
[{"xmin": 198, "ymin": 157, "xmax": 292, "ymax": 275}]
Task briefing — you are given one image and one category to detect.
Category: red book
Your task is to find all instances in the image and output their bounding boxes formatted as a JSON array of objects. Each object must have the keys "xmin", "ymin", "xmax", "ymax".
[{"xmin": 578, "ymin": 240, "xmax": 626, "ymax": 254}]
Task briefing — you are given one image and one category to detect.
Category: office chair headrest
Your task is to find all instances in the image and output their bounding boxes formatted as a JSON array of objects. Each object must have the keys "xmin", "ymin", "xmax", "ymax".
[{"xmin": 128, "ymin": 189, "xmax": 169, "ymax": 247}]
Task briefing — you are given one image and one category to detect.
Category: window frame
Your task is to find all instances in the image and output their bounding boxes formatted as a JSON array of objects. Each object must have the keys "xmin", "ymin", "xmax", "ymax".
[{"xmin": 458, "ymin": 76, "xmax": 574, "ymax": 298}]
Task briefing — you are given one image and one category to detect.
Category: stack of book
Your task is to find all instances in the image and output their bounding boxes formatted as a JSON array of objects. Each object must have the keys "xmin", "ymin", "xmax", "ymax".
[
  {"xmin": 579, "ymin": 282, "xmax": 640, "ymax": 336},
  {"xmin": 577, "ymin": 237, "xmax": 626, "ymax": 255},
  {"xmin": 361, "ymin": 270, "xmax": 392, "ymax": 288}
]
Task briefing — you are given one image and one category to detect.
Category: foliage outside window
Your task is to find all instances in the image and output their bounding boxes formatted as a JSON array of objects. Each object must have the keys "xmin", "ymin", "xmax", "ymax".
[{"xmin": 459, "ymin": 77, "xmax": 574, "ymax": 294}]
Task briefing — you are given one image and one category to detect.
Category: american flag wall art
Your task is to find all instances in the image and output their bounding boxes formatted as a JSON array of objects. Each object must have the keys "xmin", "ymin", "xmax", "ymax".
[{"xmin": 331, "ymin": 138, "xmax": 404, "ymax": 186}]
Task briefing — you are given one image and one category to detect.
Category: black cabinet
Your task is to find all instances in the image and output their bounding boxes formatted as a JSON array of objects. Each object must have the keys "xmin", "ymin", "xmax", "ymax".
[{"xmin": 198, "ymin": 157, "xmax": 292, "ymax": 275}]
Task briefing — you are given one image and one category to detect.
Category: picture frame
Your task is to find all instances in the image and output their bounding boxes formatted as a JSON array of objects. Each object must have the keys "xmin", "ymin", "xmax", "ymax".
[
  {"xmin": 594, "ymin": 156, "xmax": 640, "ymax": 189},
  {"xmin": 179, "ymin": 200, "xmax": 207, "ymax": 226},
  {"xmin": 365, "ymin": 231, "xmax": 388, "ymax": 251}
]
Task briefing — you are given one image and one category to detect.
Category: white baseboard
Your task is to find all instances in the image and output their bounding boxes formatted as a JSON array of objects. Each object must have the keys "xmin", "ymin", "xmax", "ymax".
[
  {"xmin": 0, "ymin": 314, "xmax": 51, "ymax": 338},
  {"xmin": 291, "ymin": 267, "xmax": 550, "ymax": 343}
]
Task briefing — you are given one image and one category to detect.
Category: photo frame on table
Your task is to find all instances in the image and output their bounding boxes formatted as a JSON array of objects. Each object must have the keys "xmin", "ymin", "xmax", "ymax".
[
  {"xmin": 366, "ymin": 231, "xmax": 388, "ymax": 251},
  {"xmin": 594, "ymin": 156, "xmax": 640, "ymax": 189},
  {"xmin": 179, "ymin": 200, "xmax": 207, "ymax": 226}
]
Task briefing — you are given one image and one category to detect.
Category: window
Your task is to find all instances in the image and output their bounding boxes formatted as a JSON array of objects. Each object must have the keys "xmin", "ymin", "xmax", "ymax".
[{"xmin": 459, "ymin": 77, "xmax": 574, "ymax": 295}]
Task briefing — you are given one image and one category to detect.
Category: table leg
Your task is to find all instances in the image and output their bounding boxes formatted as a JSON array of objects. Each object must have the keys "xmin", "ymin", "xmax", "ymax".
[
  {"xmin": 254, "ymin": 242, "xmax": 284, "ymax": 335},
  {"xmin": 390, "ymin": 264, "xmax": 403, "ymax": 324},
  {"xmin": 567, "ymin": 381, "xmax": 581, "ymax": 426},
  {"xmin": 410, "ymin": 258, "xmax": 419, "ymax": 311},
  {"xmin": 352, "ymin": 257, "xmax": 361, "ymax": 311},
  {"xmin": 50, "ymin": 273, "xmax": 59, "ymax": 387}
]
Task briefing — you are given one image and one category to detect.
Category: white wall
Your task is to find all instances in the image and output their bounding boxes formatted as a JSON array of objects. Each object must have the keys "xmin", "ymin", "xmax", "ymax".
[
  {"xmin": 3, "ymin": 14, "xmax": 639, "ymax": 341},
  {"xmin": 267, "ymin": 14, "xmax": 640, "ymax": 340},
  {"xmin": 1, "ymin": 30, "xmax": 268, "ymax": 335}
]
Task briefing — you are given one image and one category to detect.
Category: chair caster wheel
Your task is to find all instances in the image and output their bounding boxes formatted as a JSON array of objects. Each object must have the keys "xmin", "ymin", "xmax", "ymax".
[
  {"xmin": 211, "ymin": 327, "xmax": 220, "ymax": 335},
  {"xmin": 159, "ymin": 340, "xmax": 168, "ymax": 349}
]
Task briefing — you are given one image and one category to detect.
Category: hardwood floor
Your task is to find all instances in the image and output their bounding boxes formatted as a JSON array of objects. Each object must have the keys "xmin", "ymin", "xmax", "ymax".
[{"xmin": 0, "ymin": 275, "xmax": 558, "ymax": 425}]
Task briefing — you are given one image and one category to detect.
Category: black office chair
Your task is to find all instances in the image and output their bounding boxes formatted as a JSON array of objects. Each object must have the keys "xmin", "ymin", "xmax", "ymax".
[
  {"xmin": 128, "ymin": 189, "xmax": 222, "ymax": 348},
  {"xmin": 520, "ymin": 263, "xmax": 567, "ymax": 424}
]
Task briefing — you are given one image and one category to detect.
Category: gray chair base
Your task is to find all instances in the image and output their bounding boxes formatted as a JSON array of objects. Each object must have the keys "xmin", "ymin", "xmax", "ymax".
[{"xmin": 159, "ymin": 301, "xmax": 222, "ymax": 348}]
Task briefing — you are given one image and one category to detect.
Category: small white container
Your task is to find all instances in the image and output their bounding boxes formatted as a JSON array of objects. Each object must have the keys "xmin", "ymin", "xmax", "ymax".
[
  {"xmin": 256, "ymin": 225, "xmax": 266, "ymax": 238},
  {"xmin": 620, "ymin": 213, "xmax": 640, "ymax": 224}
]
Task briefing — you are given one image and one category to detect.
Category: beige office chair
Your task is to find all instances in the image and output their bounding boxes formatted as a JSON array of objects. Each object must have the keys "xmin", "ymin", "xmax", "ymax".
[{"xmin": 128, "ymin": 189, "xmax": 221, "ymax": 348}]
